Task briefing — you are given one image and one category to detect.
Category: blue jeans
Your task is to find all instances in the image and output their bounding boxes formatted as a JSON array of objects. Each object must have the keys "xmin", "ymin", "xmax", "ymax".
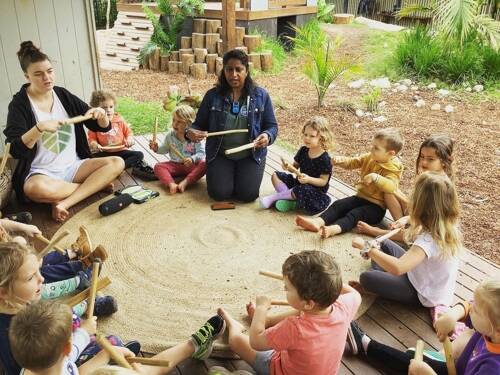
[{"xmin": 41, "ymin": 252, "xmax": 84, "ymax": 283}]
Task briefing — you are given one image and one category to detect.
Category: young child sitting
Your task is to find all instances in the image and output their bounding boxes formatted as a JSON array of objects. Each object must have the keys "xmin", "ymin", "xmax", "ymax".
[
  {"xmin": 88, "ymin": 90, "xmax": 155, "ymax": 180},
  {"xmin": 260, "ymin": 116, "xmax": 333, "ymax": 214},
  {"xmin": 296, "ymin": 127, "xmax": 404, "ymax": 238},
  {"xmin": 347, "ymin": 279, "xmax": 500, "ymax": 375},
  {"xmin": 357, "ymin": 133, "xmax": 455, "ymax": 239},
  {"xmin": 218, "ymin": 250, "xmax": 361, "ymax": 375},
  {"xmin": 149, "ymin": 105, "xmax": 206, "ymax": 194}
]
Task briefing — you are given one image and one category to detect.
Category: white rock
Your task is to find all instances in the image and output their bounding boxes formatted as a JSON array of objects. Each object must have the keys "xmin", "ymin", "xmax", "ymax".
[
  {"xmin": 379, "ymin": 101, "xmax": 387, "ymax": 108},
  {"xmin": 373, "ymin": 115, "xmax": 387, "ymax": 122},
  {"xmin": 473, "ymin": 84, "xmax": 484, "ymax": 93},
  {"xmin": 401, "ymin": 79, "xmax": 412, "ymax": 86},
  {"xmin": 431, "ymin": 104, "xmax": 441, "ymax": 111},
  {"xmin": 465, "ymin": 87, "xmax": 472, "ymax": 92},
  {"xmin": 396, "ymin": 84, "xmax": 408, "ymax": 92},
  {"xmin": 410, "ymin": 85, "xmax": 419, "ymax": 91},
  {"xmin": 415, "ymin": 99, "xmax": 425, "ymax": 108},
  {"xmin": 444, "ymin": 104, "xmax": 454, "ymax": 113},
  {"xmin": 438, "ymin": 89, "xmax": 450, "ymax": 98},
  {"xmin": 348, "ymin": 79, "xmax": 366, "ymax": 89},
  {"xmin": 427, "ymin": 82, "xmax": 437, "ymax": 89},
  {"xmin": 365, "ymin": 112, "xmax": 373, "ymax": 117},
  {"xmin": 355, "ymin": 109, "xmax": 365, "ymax": 118},
  {"xmin": 413, "ymin": 95, "xmax": 421, "ymax": 102},
  {"xmin": 369, "ymin": 77, "xmax": 391, "ymax": 89},
  {"xmin": 353, "ymin": 123, "xmax": 361, "ymax": 128},
  {"xmin": 392, "ymin": 88, "xmax": 398, "ymax": 93}
]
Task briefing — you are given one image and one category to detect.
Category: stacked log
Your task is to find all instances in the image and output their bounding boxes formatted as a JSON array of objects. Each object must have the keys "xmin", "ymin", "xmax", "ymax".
[
  {"xmin": 205, "ymin": 19, "xmax": 221, "ymax": 33},
  {"xmin": 243, "ymin": 35, "xmax": 261, "ymax": 53},
  {"xmin": 180, "ymin": 37, "xmax": 192, "ymax": 49},
  {"xmin": 160, "ymin": 54, "xmax": 169, "ymax": 71},
  {"xmin": 192, "ymin": 33, "xmax": 205, "ymax": 49},
  {"xmin": 205, "ymin": 33, "xmax": 219, "ymax": 54},
  {"xmin": 194, "ymin": 48, "xmax": 208, "ymax": 63},
  {"xmin": 181, "ymin": 53, "xmax": 195, "ymax": 74},
  {"xmin": 236, "ymin": 27, "xmax": 246, "ymax": 46},
  {"xmin": 248, "ymin": 53, "xmax": 261, "ymax": 70},
  {"xmin": 191, "ymin": 63, "xmax": 207, "ymax": 79},
  {"xmin": 193, "ymin": 18, "xmax": 206, "ymax": 33},
  {"xmin": 168, "ymin": 61, "xmax": 182, "ymax": 73},
  {"xmin": 260, "ymin": 52, "xmax": 273, "ymax": 72},
  {"xmin": 206, "ymin": 53, "xmax": 217, "ymax": 74}
]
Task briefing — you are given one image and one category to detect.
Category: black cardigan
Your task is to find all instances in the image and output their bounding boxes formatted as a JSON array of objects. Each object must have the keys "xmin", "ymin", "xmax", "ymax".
[{"xmin": 4, "ymin": 84, "xmax": 111, "ymax": 201}]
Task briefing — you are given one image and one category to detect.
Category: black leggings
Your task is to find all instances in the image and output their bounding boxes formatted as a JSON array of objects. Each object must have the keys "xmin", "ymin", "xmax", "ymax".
[
  {"xmin": 367, "ymin": 339, "xmax": 447, "ymax": 375},
  {"xmin": 206, "ymin": 155, "xmax": 265, "ymax": 202},
  {"xmin": 93, "ymin": 150, "xmax": 144, "ymax": 168},
  {"xmin": 319, "ymin": 196, "xmax": 386, "ymax": 233}
]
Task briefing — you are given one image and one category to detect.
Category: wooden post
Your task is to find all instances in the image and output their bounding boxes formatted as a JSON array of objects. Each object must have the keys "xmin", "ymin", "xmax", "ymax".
[
  {"xmin": 206, "ymin": 19, "xmax": 221, "ymax": 33},
  {"xmin": 217, "ymin": 39, "xmax": 223, "ymax": 56},
  {"xmin": 193, "ymin": 18, "xmax": 207, "ymax": 33},
  {"xmin": 179, "ymin": 48, "xmax": 193, "ymax": 56},
  {"xmin": 215, "ymin": 57, "xmax": 223, "ymax": 76},
  {"xmin": 217, "ymin": 26, "xmax": 223, "ymax": 35},
  {"xmin": 260, "ymin": 52, "xmax": 273, "ymax": 72},
  {"xmin": 152, "ymin": 47, "xmax": 161, "ymax": 71},
  {"xmin": 192, "ymin": 33, "xmax": 205, "ymax": 49},
  {"xmin": 180, "ymin": 36, "xmax": 192, "ymax": 49},
  {"xmin": 235, "ymin": 26, "xmax": 246, "ymax": 46},
  {"xmin": 168, "ymin": 61, "xmax": 182, "ymax": 74},
  {"xmin": 205, "ymin": 33, "xmax": 220, "ymax": 54},
  {"xmin": 222, "ymin": 0, "xmax": 236, "ymax": 52},
  {"xmin": 143, "ymin": 54, "xmax": 150, "ymax": 69},
  {"xmin": 206, "ymin": 53, "xmax": 217, "ymax": 73},
  {"xmin": 160, "ymin": 54, "xmax": 170, "ymax": 71},
  {"xmin": 194, "ymin": 48, "xmax": 208, "ymax": 63},
  {"xmin": 191, "ymin": 63, "xmax": 208, "ymax": 79},
  {"xmin": 248, "ymin": 53, "xmax": 261, "ymax": 70},
  {"xmin": 170, "ymin": 51, "xmax": 180, "ymax": 61},
  {"xmin": 181, "ymin": 53, "xmax": 195, "ymax": 74},
  {"xmin": 243, "ymin": 35, "xmax": 261, "ymax": 53}
]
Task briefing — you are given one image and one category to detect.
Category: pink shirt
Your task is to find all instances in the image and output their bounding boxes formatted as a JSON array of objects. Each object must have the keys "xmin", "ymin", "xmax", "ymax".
[{"xmin": 265, "ymin": 292, "xmax": 360, "ymax": 375}]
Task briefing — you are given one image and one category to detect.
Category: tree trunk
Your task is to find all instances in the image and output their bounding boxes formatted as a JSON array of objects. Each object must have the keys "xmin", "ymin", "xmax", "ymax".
[
  {"xmin": 180, "ymin": 36, "xmax": 192, "ymax": 49},
  {"xmin": 192, "ymin": 33, "xmax": 205, "ymax": 49},
  {"xmin": 205, "ymin": 19, "xmax": 221, "ymax": 33},
  {"xmin": 248, "ymin": 53, "xmax": 261, "ymax": 70}
]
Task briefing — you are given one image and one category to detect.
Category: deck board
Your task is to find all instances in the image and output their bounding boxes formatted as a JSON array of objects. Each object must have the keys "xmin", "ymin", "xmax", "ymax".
[{"xmin": 3, "ymin": 135, "xmax": 498, "ymax": 375}]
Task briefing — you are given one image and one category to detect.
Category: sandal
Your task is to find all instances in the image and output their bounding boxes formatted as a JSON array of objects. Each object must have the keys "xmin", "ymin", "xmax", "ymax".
[
  {"xmin": 71, "ymin": 226, "xmax": 93, "ymax": 259},
  {"xmin": 81, "ymin": 244, "xmax": 108, "ymax": 268}
]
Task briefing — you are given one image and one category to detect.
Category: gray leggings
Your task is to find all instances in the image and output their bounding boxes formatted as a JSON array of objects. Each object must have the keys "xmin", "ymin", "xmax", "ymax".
[{"xmin": 360, "ymin": 240, "xmax": 422, "ymax": 306}]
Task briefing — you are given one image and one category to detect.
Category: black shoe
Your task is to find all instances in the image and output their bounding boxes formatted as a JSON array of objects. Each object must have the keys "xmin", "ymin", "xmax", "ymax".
[
  {"xmin": 125, "ymin": 340, "xmax": 141, "ymax": 355},
  {"xmin": 346, "ymin": 321, "xmax": 366, "ymax": 355},
  {"xmin": 132, "ymin": 162, "xmax": 157, "ymax": 181},
  {"xmin": 93, "ymin": 295, "xmax": 118, "ymax": 317},
  {"xmin": 5, "ymin": 211, "xmax": 32, "ymax": 224},
  {"xmin": 76, "ymin": 271, "xmax": 90, "ymax": 292}
]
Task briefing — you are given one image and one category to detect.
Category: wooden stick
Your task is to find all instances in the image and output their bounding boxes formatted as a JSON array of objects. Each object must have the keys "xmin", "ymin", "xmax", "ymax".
[
  {"xmin": 60, "ymin": 114, "xmax": 94, "ymax": 125},
  {"xmin": 170, "ymin": 145, "xmax": 187, "ymax": 162},
  {"xmin": 259, "ymin": 270, "xmax": 283, "ymax": 281},
  {"xmin": 127, "ymin": 357, "xmax": 170, "ymax": 367},
  {"xmin": 37, "ymin": 230, "xmax": 70, "ymax": 259},
  {"xmin": 96, "ymin": 334, "xmax": 134, "ymax": 369},
  {"xmin": 414, "ymin": 339, "xmax": 424, "ymax": 362},
  {"xmin": 224, "ymin": 142, "xmax": 254, "ymax": 155},
  {"xmin": 153, "ymin": 116, "xmax": 159, "ymax": 143},
  {"xmin": 271, "ymin": 300, "xmax": 289, "ymax": 306},
  {"xmin": 63, "ymin": 277, "xmax": 111, "ymax": 307},
  {"xmin": 0, "ymin": 143, "xmax": 11, "ymax": 175},
  {"xmin": 374, "ymin": 227, "xmax": 402, "ymax": 244},
  {"xmin": 98, "ymin": 144, "xmax": 126, "ymax": 152},
  {"xmin": 206, "ymin": 129, "xmax": 248, "ymax": 137},
  {"xmin": 34, "ymin": 234, "xmax": 66, "ymax": 254},
  {"xmin": 86, "ymin": 261, "xmax": 100, "ymax": 318},
  {"xmin": 280, "ymin": 157, "xmax": 302, "ymax": 177},
  {"xmin": 443, "ymin": 337, "xmax": 457, "ymax": 375}
]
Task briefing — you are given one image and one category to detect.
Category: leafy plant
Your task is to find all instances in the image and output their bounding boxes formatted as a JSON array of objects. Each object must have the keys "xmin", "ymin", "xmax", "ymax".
[
  {"xmin": 362, "ymin": 88, "xmax": 381, "ymax": 112},
  {"xmin": 250, "ymin": 28, "xmax": 288, "ymax": 73},
  {"xmin": 317, "ymin": 0, "xmax": 335, "ymax": 23},
  {"xmin": 290, "ymin": 20, "xmax": 327, "ymax": 56}
]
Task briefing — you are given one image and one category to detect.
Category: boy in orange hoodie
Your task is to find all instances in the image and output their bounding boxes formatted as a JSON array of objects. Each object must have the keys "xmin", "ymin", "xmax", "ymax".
[{"xmin": 296, "ymin": 128, "xmax": 404, "ymax": 238}]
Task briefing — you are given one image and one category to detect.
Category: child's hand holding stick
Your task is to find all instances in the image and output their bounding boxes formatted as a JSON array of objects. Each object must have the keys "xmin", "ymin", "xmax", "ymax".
[
  {"xmin": 96, "ymin": 335, "xmax": 134, "ymax": 369},
  {"xmin": 37, "ymin": 230, "xmax": 70, "ymax": 259},
  {"xmin": 85, "ymin": 260, "xmax": 101, "ymax": 319},
  {"xmin": 170, "ymin": 144, "xmax": 187, "ymax": 162},
  {"xmin": 280, "ymin": 157, "xmax": 302, "ymax": 177}
]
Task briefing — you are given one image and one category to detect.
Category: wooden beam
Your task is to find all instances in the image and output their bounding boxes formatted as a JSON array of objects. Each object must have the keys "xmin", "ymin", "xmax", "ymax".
[{"xmin": 222, "ymin": 0, "xmax": 236, "ymax": 52}]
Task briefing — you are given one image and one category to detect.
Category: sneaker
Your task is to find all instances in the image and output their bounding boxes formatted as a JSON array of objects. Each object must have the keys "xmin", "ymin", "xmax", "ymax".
[
  {"xmin": 275, "ymin": 200, "xmax": 297, "ymax": 212},
  {"xmin": 5, "ymin": 211, "xmax": 32, "ymax": 224},
  {"xmin": 406, "ymin": 347, "xmax": 445, "ymax": 362},
  {"xmin": 93, "ymin": 295, "xmax": 118, "ymax": 317},
  {"xmin": 191, "ymin": 315, "xmax": 226, "ymax": 360},
  {"xmin": 71, "ymin": 226, "xmax": 93, "ymax": 259},
  {"xmin": 346, "ymin": 321, "xmax": 366, "ymax": 356},
  {"xmin": 125, "ymin": 340, "xmax": 141, "ymax": 355},
  {"xmin": 132, "ymin": 162, "xmax": 158, "ymax": 181}
]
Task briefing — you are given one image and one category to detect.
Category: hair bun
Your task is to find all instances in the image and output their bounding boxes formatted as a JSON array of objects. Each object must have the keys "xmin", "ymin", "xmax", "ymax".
[{"xmin": 18, "ymin": 41, "xmax": 38, "ymax": 58}]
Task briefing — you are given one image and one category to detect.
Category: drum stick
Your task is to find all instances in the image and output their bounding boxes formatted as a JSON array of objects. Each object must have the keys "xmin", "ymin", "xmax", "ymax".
[
  {"xmin": 37, "ymin": 230, "xmax": 70, "ymax": 259},
  {"xmin": 225, "ymin": 142, "xmax": 254, "ymax": 155},
  {"xmin": 443, "ymin": 337, "xmax": 457, "ymax": 375},
  {"xmin": 414, "ymin": 339, "xmax": 424, "ymax": 362},
  {"xmin": 99, "ymin": 144, "xmax": 126, "ymax": 152},
  {"xmin": 64, "ymin": 277, "xmax": 111, "ymax": 307},
  {"xmin": 0, "ymin": 143, "xmax": 11, "ymax": 175},
  {"xmin": 259, "ymin": 270, "xmax": 283, "ymax": 281},
  {"xmin": 280, "ymin": 157, "xmax": 302, "ymax": 177},
  {"xmin": 206, "ymin": 129, "xmax": 248, "ymax": 137},
  {"xmin": 271, "ymin": 300, "xmax": 289, "ymax": 306},
  {"xmin": 127, "ymin": 357, "xmax": 171, "ymax": 367},
  {"xmin": 86, "ymin": 261, "xmax": 100, "ymax": 318},
  {"xmin": 34, "ymin": 234, "xmax": 65, "ymax": 254},
  {"xmin": 374, "ymin": 227, "xmax": 402, "ymax": 244},
  {"xmin": 60, "ymin": 114, "xmax": 94, "ymax": 125},
  {"xmin": 96, "ymin": 335, "xmax": 133, "ymax": 369},
  {"xmin": 170, "ymin": 145, "xmax": 187, "ymax": 161},
  {"xmin": 153, "ymin": 116, "xmax": 159, "ymax": 143}
]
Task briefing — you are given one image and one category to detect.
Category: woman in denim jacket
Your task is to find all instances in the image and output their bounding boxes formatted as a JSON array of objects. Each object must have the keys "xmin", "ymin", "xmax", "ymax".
[{"xmin": 186, "ymin": 50, "xmax": 278, "ymax": 202}]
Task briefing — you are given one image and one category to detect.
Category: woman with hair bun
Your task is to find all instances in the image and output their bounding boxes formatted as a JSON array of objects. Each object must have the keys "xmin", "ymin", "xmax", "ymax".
[{"xmin": 5, "ymin": 41, "xmax": 124, "ymax": 222}]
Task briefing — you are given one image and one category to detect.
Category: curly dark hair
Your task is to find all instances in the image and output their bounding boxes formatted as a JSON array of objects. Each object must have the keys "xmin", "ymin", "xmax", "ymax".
[{"xmin": 216, "ymin": 49, "xmax": 255, "ymax": 97}]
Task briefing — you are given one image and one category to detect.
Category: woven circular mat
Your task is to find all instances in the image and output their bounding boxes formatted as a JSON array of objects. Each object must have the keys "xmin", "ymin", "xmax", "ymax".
[{"xmin": 55, "ymin": 178, "xmax": 376, "ymax": 355}]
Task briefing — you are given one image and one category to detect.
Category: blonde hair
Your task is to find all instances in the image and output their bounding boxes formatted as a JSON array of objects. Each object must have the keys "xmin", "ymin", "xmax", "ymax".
[
  {"xmin": 173, "ymin": 105, "xmax": 196, "ymax": 126},
  {"xmin": 88, "ymin": 366, "xmax": 138, "ymax": 375},
  {"xmin": 417, "ymin": 134, "xmax": 455, "ymax": 181},
  {"xmin": 0, "ymin": 242, "xmax": 34, "ymax": 309},
  {"xmin": 475, "ymin": 279, "xmax": 500, "ymax": 329},
  {"xmin": 9, "ymin": 301, "xmax": 72, "ymax": 371},
  {"xmin": 90, "ymin": 90, "xmax": 116, "ymax": 107},
  {"xmin": 405, "ymin": 172, "xmax": 463, "ymax": 258},
  {"xmin": 302, "ymin": 116, "xmax": 334, "ymax": 151},
  {"xmin": 374, "ymin": 127, "xmax": 404, "ymax": 153}
]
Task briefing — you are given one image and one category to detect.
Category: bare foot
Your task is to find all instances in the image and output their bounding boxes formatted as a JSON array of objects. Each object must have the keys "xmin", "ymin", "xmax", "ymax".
[
  {"xmin": 177, "ymin": 179, "xmax": 189, "ymax": 193},
  {"xmin": 356, "ymin": 221, "xmax": 385, "ymax": 237},
  {"xmin": 320, "ymin": 225, "xmax": 341, "ymax": 239},
  {"xmin": 101, "ymin": 182, "xmax": 114, "ymax": 194},
  {"xmin": 348, "ymin": 280, "xmax": 376, "ymax": 296},
  {"xmin": 295, "ymin": 216, "xmax": 323, "ymax": 232},
  {"xmin": 168, "ymin": 183, "xmax": 178, "ymax": 194},
  {"xmin": 352, "ymin": 236, "xmax": 366, "ymax": 250},
  {"xmin": 246, "ymin": 302, "xmax": 256, "ymax": 322},
  {"xmin": 217, "ymin": 307, "xmax": 245, "ymax": 334},
  {"xmin": 52, "ymin": 204, "xmax": 70, "ymax": 222}
]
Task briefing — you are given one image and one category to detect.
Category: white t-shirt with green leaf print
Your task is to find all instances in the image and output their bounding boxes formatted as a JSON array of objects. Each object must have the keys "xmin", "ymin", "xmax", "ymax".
[{"xmin": 28, "ymin": 91, "xmax": 79, "ymax": 175}]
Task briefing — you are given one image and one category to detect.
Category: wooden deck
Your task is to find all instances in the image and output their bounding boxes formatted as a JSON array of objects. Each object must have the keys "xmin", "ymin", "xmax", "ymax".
[{"xmin": 4, "ymin": 134, "xmax": 499, "ymax": 375}]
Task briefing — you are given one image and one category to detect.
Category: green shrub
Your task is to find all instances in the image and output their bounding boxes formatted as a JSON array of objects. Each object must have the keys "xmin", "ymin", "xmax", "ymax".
[
  {"xmin": 481, "ymin": 45, "xmax": 500, "ymax": 81},
  {"xmin": 317, "ymin": 0, "xmax": 335, "ymax": 23},
  {"xmin": 362, "ymin": 88, "xmax": 381, "ymax": 112},
  {"xmin": 438, "ymin": 41, "xmax": 485, "ymax": 83},
  {"xmin": 93, "ymin": 0, "xmax": 118, "ymax": 30}
]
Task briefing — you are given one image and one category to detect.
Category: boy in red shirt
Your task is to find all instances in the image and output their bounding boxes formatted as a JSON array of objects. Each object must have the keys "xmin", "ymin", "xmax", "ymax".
[
  {"xmin": 88, "ymin": 91, "xmax": 155, "ymax": 180},
  {"xmin": 219, "ymin": 250, "xmax": 361, "ymax": 375}
]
